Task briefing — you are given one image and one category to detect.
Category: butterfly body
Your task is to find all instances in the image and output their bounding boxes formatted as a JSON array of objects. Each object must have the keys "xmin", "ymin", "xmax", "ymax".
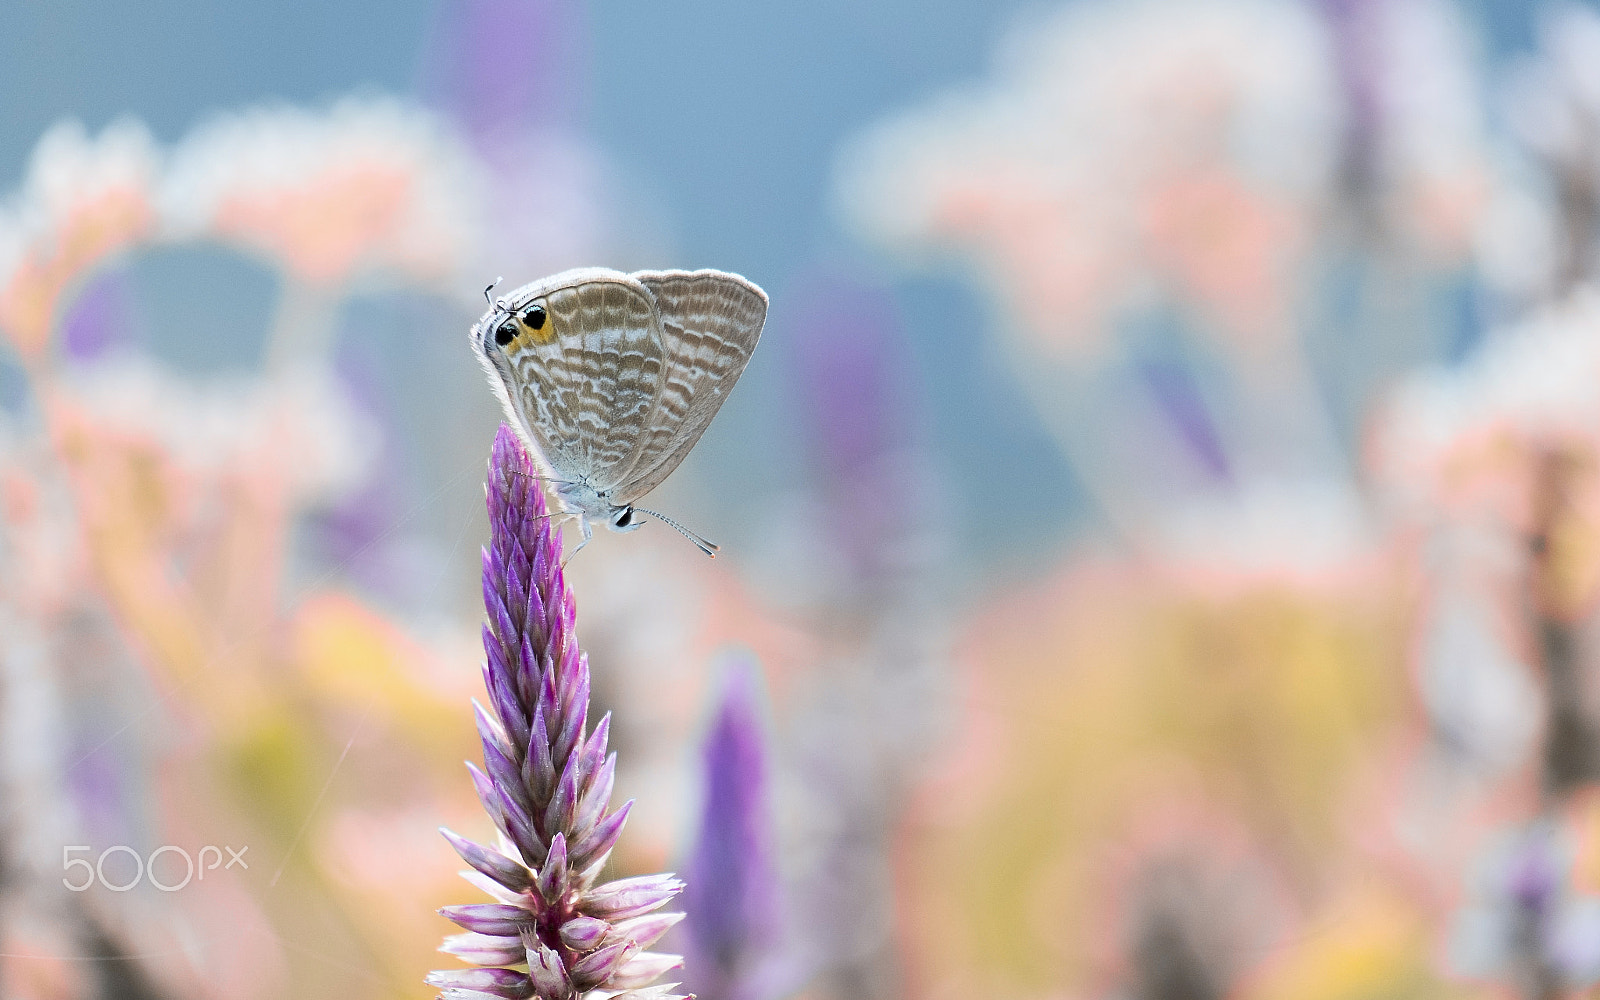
[
  {"xmin": 471, "ymin": 266, "xmax": 767, "ymax": 556},
  {"xmin": 551, "ymin": 479, "xmax": 640, "ymax": 535}
]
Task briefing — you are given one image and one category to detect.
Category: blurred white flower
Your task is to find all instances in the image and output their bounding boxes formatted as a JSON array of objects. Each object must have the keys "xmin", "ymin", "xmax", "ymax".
[
  {"xmin": 1154, "ymin": 476, "xmax": 1373, "ymax": 585},
  {"xmin": 58, "ymin": 355, "xmax": 377, "ymax": 506},
  {"xmin": 1371, "ymin": 288, "xmax": 1600, "ymax": 526},
  {"xmin": 1366, "ymin": 0, "xmax": 1491, "ymax": 257},
  {"xmin": 1417, "ymin": 572, "xmax": 1541, "ymax": 776},
  {"xmin": 1475, "ymin": 181, "xmax": 1562, "ymax": 304},
  {"xmin": 1502, "ymin": 4, "xmax": 1600, "ymax": 292},
  {"xmin": 1503, "ymin": 6, "xmax": 1600, "ymax": 178},
  {"xmin": 1372, "ymin": 291, "xmax": 1600, "ymax": 812}
]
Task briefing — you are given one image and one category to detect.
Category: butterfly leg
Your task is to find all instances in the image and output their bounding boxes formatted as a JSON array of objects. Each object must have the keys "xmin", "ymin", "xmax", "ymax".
[{"xmin": 561, "ymin": 514, "xmax": 594, "ymax": 567}]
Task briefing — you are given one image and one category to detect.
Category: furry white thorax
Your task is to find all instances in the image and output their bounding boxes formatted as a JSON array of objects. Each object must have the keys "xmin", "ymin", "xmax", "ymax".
[{"xmin": 554, "ymin": 480, "xmax": 641, "ymax": 534}]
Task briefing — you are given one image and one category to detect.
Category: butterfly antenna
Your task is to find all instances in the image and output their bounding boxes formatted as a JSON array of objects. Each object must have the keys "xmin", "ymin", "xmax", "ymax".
[
  {"xmin": 634, "ymin": 507, "xmax": 720, "ymax": 557},
  {"xmin": 483, "ymin": 277, "xmax": 503, "ymax": 307}
]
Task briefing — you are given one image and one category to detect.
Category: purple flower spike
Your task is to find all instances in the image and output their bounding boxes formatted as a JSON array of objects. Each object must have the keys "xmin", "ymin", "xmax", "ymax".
[
  {"xmin": 431, "ymin": 425, "xmax": 688, "ymax": 1000},
  {"xmin": 682, "ymin": 665, "xmax": 787, "ymax": 1000}
]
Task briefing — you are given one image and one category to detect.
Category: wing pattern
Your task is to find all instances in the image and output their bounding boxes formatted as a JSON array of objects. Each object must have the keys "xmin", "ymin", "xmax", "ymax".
[
  {"xmin": 504, "ymin": 275, "xmax": 665, "ymax": 490},
  {"xmin": 615, "ymin": 269, "xmax": 767, "ymax": 503}
]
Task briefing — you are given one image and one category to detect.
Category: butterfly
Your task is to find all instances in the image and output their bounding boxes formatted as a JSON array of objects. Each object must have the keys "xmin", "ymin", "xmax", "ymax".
[{"xmin": 472, "ymin": 267, "xmax": 767, "ymax": 558}]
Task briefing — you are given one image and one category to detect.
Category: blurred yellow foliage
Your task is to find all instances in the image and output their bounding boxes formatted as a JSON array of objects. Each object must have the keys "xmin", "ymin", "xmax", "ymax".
[
  {"xmin": 292, "ymin": 591, "xmax": 477, "ymax": 751},
  {"xmin": 898, "ymin": 563, "xmax": 1408, "ymax": 999},
  {"xmin": 1240, "ymin": 886, "xmax": 1460, "ymax": 1000}
]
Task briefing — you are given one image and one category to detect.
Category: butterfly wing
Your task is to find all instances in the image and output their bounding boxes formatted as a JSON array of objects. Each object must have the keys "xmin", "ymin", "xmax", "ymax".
[
  {"xmin": 479, "ymin": 269, "xmax": 667, "ymax": 491},
  {"xmin": 612, "ymin": 269, "xmax": 767, "ymax": 504}
]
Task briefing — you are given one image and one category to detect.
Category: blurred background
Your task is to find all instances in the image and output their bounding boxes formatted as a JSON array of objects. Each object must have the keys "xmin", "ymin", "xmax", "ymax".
[{"xmin": 6, "ymin": 0, "xmax": 1600, "ymax": 998}]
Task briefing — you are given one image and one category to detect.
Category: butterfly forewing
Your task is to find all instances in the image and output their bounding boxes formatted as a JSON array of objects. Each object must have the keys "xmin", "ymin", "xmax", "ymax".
[
  {"xmin": 614, "ymin": 270, "xmax": 767, "ymax": 504},
  {"xmin": 502, "ymin": 273, "xmax": 667, "ymax": 491}
]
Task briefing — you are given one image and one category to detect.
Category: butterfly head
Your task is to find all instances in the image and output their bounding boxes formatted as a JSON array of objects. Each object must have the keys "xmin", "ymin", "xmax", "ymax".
[{"xmin": 608, "ymin": 504, "xmax": 643, "ymax": 534}]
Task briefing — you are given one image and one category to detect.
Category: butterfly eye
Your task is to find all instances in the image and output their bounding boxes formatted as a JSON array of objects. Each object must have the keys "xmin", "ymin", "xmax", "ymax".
[
  {"xmin": 521, "ymin": 305, "xmax": 547, "ymax": 331},
  {"xmin": 494, "ymin": 320, "xmax": 517, "ymax": 347}
]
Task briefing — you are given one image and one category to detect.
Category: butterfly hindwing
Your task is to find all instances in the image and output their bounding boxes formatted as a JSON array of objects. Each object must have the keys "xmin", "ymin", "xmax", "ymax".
[{"xmin": 614, "ymin": 269, "xmax": 767, "ymax": 504}]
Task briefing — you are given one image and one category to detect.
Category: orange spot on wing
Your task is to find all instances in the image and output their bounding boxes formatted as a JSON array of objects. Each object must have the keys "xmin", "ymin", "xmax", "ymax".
[
  {"xmin": 525, "ymin": 318, "xmax": 558, "ymax": 344},
  {"xmin": 502, "ymin": 316, "xmax": 558, "ymax": 353}
]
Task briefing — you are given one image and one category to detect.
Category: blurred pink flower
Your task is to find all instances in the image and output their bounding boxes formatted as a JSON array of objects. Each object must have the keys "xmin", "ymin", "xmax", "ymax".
[
  {"xmin": 53, "ymin": 357, "xmax": 374, "ymax": 507},
  {"xmin": 162, "ymin": 97, "xmax": 483, "ymax": 288},
  {"xmin": 0, "ymin": 120, "xmax": 159, "ymax": 361},
  {"xmin": 35, "ymin": 358, "xmax": 376, "ymax": 716},
  {"xmin": 0, "ymin": 433, "xmax": 84, "ymax": 621},
  {"xmin": 0, "ymin": 925, "xmax": 90, "ymax": 1000},
  {"xmin": 837, "ymin": 0, "xmax": 1339, "ymax": 359},
  {"xmin": 1140, "ymin": 167, "xmax": 1303, "ymax": 350}
]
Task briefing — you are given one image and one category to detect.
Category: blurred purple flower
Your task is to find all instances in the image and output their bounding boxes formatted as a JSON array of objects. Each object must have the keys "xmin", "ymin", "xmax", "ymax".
[
  {"xmin": 1136, "ymin": 357, "xmax": 1232, "ymax": 484},
  {"xmin": 1316, "ymin": 0, "xmax": 1384, "ymax": 195},
  {"xmin": 782, "ymin": 268, "xmax": 948, "ymax": 1000},
  {"xmin": 681, "ymin": 664, "xmax": 788, "ymax": 1000},
  {"xmin": 788, "ymin": 269, "xmax": 928, "ymax": 586},
  {"xmin": 429, "ymin": 425, "xmax": 687, "ymax": 1000},
  {"xmin": 789, "ymin": 274, "xmax": 908, "ymax": 478},
  {"xmin": 59, "ymin": 269, "xmax": 137, "ymax": 361},
  {"xmin": 420, "ymin": 0, "xmax": 608, "ymax": 289},
  {"xmin": 422, "ymin": 0, "xmax": 586, "ymax": 144},
  {"xmin": 1449, "ymin": 821, "xmax": 1600, "ymax": 996},
  {"xmin": 312, "ymin": 333, "xmax": 418, "ymax": 604}
]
